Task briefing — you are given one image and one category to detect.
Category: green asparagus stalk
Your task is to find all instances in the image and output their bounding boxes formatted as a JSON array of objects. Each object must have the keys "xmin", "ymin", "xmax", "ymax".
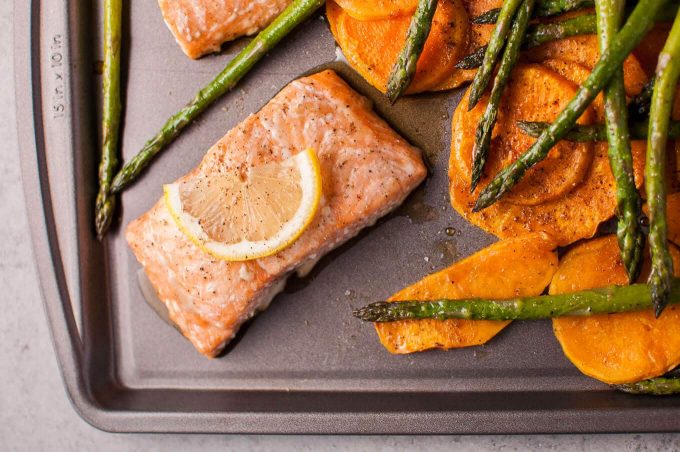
[
  {"xmin": 614, "ymin": 376, "xmax": 680, "ymax": 395},
  {"xmin": 517, "ymin": 119, "xmax": 680, "ymax": 141},
  {"xmin": 472, "ymin": 0, "xmax": 594, "ymax": 24},
  {"xmin": 646, "ymin": 10, "xmax": 680, "ymax": 317},
  {"xmin": 473, "ymin": 0, "xmax": 667, "ymax": 213},
  {"xmin": 353, "ymin": 278, "xmax": 680, "ymax": 323},
  {"xmin": 460, "ymin": 4, "xmax": 679, "ymax": 70},
  {"xmin": 471, "ymin": 0, "xmax": 535, "ymax": 191},
  {"xmin": 525, "ymin": 13, "xmax": 597, "ymax": 47},
  {"xmin": 386, "ymin": 0, "xmax": 438, "ymax": 103},
  {"xmin": 535, "ymin": 0, "xmax": 597, "ymax": 15},
  {"xmin": 94, "ymin": 0, "xmax": 122, "ymax": 240},
  {"xmin": 475, "ymin": 1, "xmax": 679, "ymax": 25},
  {"xmin": 596, "ymin": 0, "xmax": 643, "ymax": 283},
  {"xmin": 108, "ymin": 0, "xmax": 325, "ymax": 196},
  {"xmin": 456, "ymin": 14, "xmax": 597, "ymax": 70},
  {"xmin": 467, "ymin": 0, "xmax": 524, "ymax": 110}
]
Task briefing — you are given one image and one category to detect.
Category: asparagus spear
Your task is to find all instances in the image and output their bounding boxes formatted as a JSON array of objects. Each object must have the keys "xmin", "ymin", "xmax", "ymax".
[
  {"xmin": 467, "ymin": 0, "xmax": 524, "ymax": 110},
  {"xmin": 108, "ymin": 0, "xmax": 325, "ymax": 196},
  {"xmin": 460, "ymin": 4, "xmax": 679, "ymax": 70},
  {"xmin": 386, "ymin": 0, "xmax": 438, "ymax": 103},
  {"xmin": 472, "ymin": 0, "xmax": 594, "ymax": 24},
  {"xmin": 525, "ymin": 13, "xmax": 596, "ymax": 47},
  {"xmin": 473, "ymin": 0, "xmax": 667, "ymax": 213},
  {"xmin": 517, "ymin": 119, "xmax": 680, "ymax": 141},
  {"xmin": 646, "ymin": 10, "xmax": 680, "ymax": 316},
  {"xmin": 457, "ymin": 14, "xmax": 597, "ymax": 70},
  {"xmin": 596, "ymin": 0, "xmax": 643, "ymax": 283},
  {"xmin": 94, "ymin": 0, "xmax": 122, "ymax": 240},
  {"xmin": 470, "ymin": 0, "xmax": 535, "ymax": 191},
  {"xmin": 353, "ymin": 278, "xmax": 680, "ymax": 322},
  {"xmin": 614, "ymin": 376, "xmax": 680, "ymax": 395}
]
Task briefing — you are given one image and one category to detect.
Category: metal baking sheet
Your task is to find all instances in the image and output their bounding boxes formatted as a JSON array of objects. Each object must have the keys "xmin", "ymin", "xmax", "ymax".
[{"xmin": 15, "ymin": 0, "xmax": 680, "ymax": 433}]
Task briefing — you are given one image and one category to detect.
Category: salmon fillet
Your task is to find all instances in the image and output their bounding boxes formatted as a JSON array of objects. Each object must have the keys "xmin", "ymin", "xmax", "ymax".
[
  {"xmin": 126, "ymin": 70, "xmax": 427, "ymax": 357},
  {"xmin": 158, "ymin": 0, "xmax": 292, "ymax": 59}
]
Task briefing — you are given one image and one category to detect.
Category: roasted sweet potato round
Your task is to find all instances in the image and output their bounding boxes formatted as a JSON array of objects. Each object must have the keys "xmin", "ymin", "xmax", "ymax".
[
  {"xmin": 539, "ymin": 58, "xmax": 647, "ymax": 188},
  {"xmin": 551, "ymin": 235, "xmax": 680, "ymax": 385},
  {"xmin": 327, "ymin": 0, "xmax": 469, "ymax": 94},
  {"xmin": 376, "ymin": 233, "xmax": 558, "ymax": 354},
  {"xmin": 526, "ymin": 35, "xmax": 649, "ymax": 97},
  {"xmin": 429, "ymin": 0, "xmax": 502, "ymax": 91},
  {"xmin": 333, "ymin": 0, "xmax": 416, "ymax": 20},
  {"xmin": 449, "ymin": 64, "xmax": 636, "ymax": 246}
]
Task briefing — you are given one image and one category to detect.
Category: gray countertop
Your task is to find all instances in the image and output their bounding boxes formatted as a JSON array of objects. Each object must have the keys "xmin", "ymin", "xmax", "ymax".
[{"xmin": 2, "ymin": 1, "xmax": 679, "ymax": 449}]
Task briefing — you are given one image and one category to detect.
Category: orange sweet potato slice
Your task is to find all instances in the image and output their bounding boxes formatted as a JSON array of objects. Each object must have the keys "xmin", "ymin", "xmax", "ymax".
[
  {"xmin": 540, "ymin": 58, "xmax": 647, "ymax": 187},
  {"xmin": 526, "ymin": 35, "xmax": 649, "ymax": 97},
  {"xmin": 462, "ymin": 0, "xmax": 502, "ymax": 18},
  {"xmin": 327, "ymin": 0, "xmax": 469, "ymax": 94},
  {"xmin": 449, "ymin": 64, "xmax": 630, "ymax": 246},
  {"xmin": 376, "ymin": 233, "xmax": 558, "ymax": 354},
  {"xmin": 430, "ymin": 0, "xmax": 501, "ymax": 90},
  {"xmin": 551, "ymin": 235, "xmax": 680, "ymax": 385},
  {"xmin": 333, "ymin": 0, "xmax": 417, "ymax": 20},
  {"xmin": 452, "ymin": 64, "xmax": 594, "ymax": 207}
]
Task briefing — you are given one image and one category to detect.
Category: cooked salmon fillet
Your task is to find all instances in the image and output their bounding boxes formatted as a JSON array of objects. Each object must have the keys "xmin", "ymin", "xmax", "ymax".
[
  {"xmin": 126, "ymin": 70, "xmax": 427, "ymax": 357},
  {"xmin": 158, "ymin": 0, "xmax": 292, "ymax": 59}
]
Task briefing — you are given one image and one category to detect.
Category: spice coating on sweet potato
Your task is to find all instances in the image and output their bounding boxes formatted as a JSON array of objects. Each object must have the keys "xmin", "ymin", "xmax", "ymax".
[
  {"xmin": 375, "ymin": 233, "xmax": 558, "ymax": 354},
  {"xmin": 551, "ymin": 235, "xmax": 680, "ymax": 385}
]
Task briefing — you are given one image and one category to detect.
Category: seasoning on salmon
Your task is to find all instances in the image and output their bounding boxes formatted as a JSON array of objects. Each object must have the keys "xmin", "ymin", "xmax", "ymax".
[
  {"xmin": 158, "ymin": 0, "xmax": 292, "ymax": 59},
  {"xmin": 126, "ymin": 70, "xmax": 427, "ymax": 357}
]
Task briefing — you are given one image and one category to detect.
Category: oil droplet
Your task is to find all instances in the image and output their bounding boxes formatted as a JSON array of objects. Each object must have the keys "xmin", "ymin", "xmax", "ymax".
[
  {"xmin": 398, "ymin": 188, "xmax": 439, "ymax": 224},
  {"xmin": 436, "ymin": 239, "xmax": 459, "ymax": 263},
  {"xmin": 445, "ymin": 227, "xmax": 456, "ymax": 236}
]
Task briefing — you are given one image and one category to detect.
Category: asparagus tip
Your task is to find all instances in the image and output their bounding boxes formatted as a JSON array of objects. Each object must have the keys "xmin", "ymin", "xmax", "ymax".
[
  {"xmin": 352, "ymin": 306, "xmax": 372, "ymax": 322},
  {"xmin": 95, "ymin": 192, "xmax": 116, "ymax": 241},
  {"xmin": 353, "ymin": 302, "xmax": 392, "ymax": 322},
  {"xmin": 472, "ymin": 191, "xmax": 493, "ymax": 212},
  {"xmin": 651, "ymin": 274, "xmax": 672, "ymax": 318}
]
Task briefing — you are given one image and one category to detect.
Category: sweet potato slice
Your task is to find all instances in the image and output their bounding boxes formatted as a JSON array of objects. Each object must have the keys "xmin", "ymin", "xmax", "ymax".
[
  {"xmin": 333, "ymin": 0, "xmax": 416, "ymax": 20},
  {"xmin": 551, "ymin": 235, "xmax": 680, "ymax": 385},
  {"xmin": 428, "ymin": 0, "xmax": 502, "ymax": 91},
  {"xmin": 375, "ymin": 233, "xmax": 558, "ymax": 354},
  {"xmin": 327, "ymin": 0, "xmax": 469, "ymax": 94},
  {"xmin": 541, "ymin": 59, "xmax": 606, "ymax": 120},
  {"xmin": 526, "ymin": 35, "xmax": 649, "ymax": 97},
  {"xmin": 452, "ymin": 64, "xmax": 594, "ymax": 206},
  {"xmin": 449, "ymin": 64, "xmax": 624, "ymax": 246},
  {"xmin": 540, "ymin": 58, "xmax": 647, "ymax": 188}
]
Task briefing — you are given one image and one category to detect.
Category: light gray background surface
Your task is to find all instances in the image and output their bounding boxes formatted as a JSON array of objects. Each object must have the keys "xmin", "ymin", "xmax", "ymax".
[{"xmin": 1, "ymin": 1, "xmax": 680, "ymax": 450}]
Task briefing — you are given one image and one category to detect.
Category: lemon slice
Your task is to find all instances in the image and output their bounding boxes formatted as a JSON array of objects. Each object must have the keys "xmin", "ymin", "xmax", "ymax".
[{"xmin": 164, "ymin": 148, "xmax": 322, "ymax": 261}]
